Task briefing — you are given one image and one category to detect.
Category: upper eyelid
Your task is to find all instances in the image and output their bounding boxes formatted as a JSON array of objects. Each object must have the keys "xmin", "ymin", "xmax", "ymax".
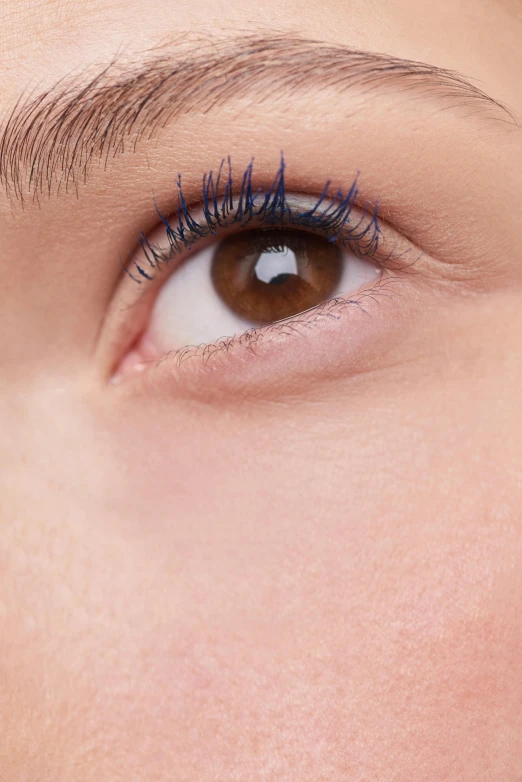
[
  {"xmin": 0, "ymin": 33, "xmax": 514, "ymax": 205},
  {"xmin": 126, "ymin": 155, "xmax": 384, "ymax": 285}
]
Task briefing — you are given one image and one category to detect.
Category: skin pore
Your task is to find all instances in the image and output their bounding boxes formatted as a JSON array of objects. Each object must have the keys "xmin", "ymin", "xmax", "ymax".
[{"xmin": 0, "ymin": 0, "xmax": 521, "ymax": 779}]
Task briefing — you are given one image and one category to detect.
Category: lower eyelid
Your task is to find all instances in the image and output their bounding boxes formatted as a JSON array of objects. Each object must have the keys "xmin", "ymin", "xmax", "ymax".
[{"xmin": 110, "ymin": 271, "xmax": 402, "ymax": 391}]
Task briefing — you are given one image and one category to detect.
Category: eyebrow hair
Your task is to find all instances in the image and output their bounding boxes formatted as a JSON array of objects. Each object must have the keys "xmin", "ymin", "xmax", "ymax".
[{"xmin": 0, "ymin": 34, "xmax": 515, "ymax": 203}]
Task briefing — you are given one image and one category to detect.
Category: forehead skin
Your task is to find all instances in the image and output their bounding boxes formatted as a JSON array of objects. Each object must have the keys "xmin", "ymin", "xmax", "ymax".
[{"xmin": 0, "ymin": 0, "xmax": 521, "ymax": 781}]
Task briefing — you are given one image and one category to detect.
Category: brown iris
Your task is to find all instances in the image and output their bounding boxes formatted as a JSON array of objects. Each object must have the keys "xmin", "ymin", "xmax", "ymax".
[{"xmin": 211, "ymin": 229, "xmax": 343, "ymax": 323}]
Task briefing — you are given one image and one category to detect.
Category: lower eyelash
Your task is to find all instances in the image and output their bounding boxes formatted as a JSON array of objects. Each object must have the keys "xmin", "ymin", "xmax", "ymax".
[
  {"xmin": 126, "ymin": 152, "xmax": 383, "ymax": 284},
  {"xmin": 152, "ymin": 274, "xmax": 400, "ymax": 369}
]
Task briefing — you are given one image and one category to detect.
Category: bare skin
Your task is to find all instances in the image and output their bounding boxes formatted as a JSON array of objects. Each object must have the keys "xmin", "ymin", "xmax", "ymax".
[{"xmin": 0, "ymin": 0, "xmax": 521, "ymax": 779}]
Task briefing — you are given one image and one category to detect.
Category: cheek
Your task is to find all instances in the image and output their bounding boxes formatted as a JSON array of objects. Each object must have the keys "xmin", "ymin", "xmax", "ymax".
[
  {"xmin": 2, "ymin": 293, "xmax": 522, "ymax": 779},
  {"xmin": 49, "ymin": 371, "xmax": 521, "ymax": 776}
]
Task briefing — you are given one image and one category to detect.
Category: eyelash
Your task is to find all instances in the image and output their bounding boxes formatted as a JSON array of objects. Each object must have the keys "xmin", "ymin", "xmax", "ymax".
[{"xmin": 124, "ymin": 152, "xmax": 385, "ymax": 285}]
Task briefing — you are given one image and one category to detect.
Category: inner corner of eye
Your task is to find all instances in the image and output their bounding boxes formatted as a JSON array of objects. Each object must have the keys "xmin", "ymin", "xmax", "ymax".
[{"xmin": 115, "ymin": 227, "xmax": 381, "ymax": 382}]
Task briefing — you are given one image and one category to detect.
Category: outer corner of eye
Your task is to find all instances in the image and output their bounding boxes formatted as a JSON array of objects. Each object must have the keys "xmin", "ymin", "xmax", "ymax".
[{"xmin": 110, "ymin": 226, "xmax": 383, "ymax": 386}]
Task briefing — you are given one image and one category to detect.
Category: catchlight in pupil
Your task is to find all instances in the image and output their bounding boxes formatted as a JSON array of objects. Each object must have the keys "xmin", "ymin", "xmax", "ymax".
[
  {"xmin": 211, "ymin": 229, "xmax": 343, "ymax": 323},
  {"xmin": 254, "ymin": 247, "xmax": 298, "ymax": 285}
]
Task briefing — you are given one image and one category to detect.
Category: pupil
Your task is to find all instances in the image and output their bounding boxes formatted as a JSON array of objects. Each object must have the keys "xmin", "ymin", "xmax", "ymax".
[
  {"xmin": 268, "ymin": 273, "xmax": 292, "ymax": 285},
  {"xmin": 254, "ymin": 247, "xmax": 298, "ymax": 284}
]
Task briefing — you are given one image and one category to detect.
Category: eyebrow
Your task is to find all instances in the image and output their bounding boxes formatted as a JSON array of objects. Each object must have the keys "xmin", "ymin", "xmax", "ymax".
[{"xmin": 0, "ymin": 33, "xmax": 515, "ymax": 203}]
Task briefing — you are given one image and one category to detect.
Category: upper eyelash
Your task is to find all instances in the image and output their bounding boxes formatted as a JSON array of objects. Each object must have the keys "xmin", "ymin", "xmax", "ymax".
[{"xmin": 124, "ymin": 152, "xmax": 382, "ymax": 284}]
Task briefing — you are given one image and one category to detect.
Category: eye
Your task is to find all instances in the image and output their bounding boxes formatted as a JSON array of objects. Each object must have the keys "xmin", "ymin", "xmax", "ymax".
[
  {"xmin": 108, "ymin": 155, "xmax": 411, "ymax": 385},
  {"xmin": 145, "ymin": 226, "xmax": 381, "ymax": 353}
]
